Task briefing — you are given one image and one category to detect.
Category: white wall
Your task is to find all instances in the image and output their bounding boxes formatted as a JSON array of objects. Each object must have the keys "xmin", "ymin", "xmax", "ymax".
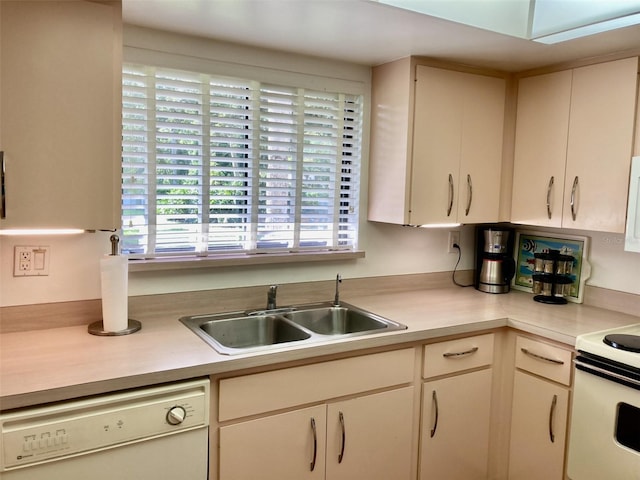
[
  {"xmin": 2, "ymin": 222, "xmax": 640, "ymax": 308},
  {"xmin": 0, "ymin": 224, "xmax": 477, "ymax": 306}
]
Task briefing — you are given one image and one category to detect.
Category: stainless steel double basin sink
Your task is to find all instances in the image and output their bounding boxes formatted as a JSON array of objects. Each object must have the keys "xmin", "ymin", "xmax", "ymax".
[{"xmin": 180, "ymin": 302, "xmax": 407, "ymax": 355}]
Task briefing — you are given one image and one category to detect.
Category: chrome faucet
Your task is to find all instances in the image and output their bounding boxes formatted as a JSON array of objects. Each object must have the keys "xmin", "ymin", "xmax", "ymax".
[
  {"xmin": 267, "ymin": 285, "xmax": 278, "ymax": 310},
  {"xmin": 334, "ymin": 274, "xmax": 342, "ymax": 306}
]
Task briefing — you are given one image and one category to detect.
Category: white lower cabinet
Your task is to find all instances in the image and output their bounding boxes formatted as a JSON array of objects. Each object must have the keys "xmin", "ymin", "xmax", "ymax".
[
  {"xmin": 419, "ymin": 333, "xmax": 495, "ymax": 479},
  {"xmin": 508, "ymin": 371, "xmax": 569, "ymax": 480},
  {"xmin": 215, "ymin": 349, "xmax": 416, "ymax": 480},
  {"xmin": 508, "ymin": 336, "xmax": 572, "ymax": 480},
  {"xmin": 220, "ymin": 405, "xmax": 327, "ymax": 480},
  {"xmin": 219, "ymin": 387, "xmax": 414, "ymax": 480},
  {"xmin": 214, "ymin": 331, "xmax": 576, "ymax": 480},
  {"xmin": 327, "ymin": 388, "xmax": 415, "ymax": 480},
  {"xmin": 420, "ymin": 368, "xmax": 493, "ymax": 479}
]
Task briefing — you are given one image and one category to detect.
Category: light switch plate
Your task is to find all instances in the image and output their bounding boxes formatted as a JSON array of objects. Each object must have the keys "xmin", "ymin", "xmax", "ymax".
[{"xmin": 13, "ymin": 245, "xmax": 50, "ymax": 277}]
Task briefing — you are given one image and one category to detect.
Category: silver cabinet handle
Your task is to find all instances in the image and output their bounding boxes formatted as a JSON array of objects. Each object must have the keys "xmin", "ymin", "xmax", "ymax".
[
  {"xmin": 548, "ymin": 394, "xmax": 558, "ymax": 443},
  {"xmin": 1, "ymin": 151, "xmax": 5, "ymax": 219},
  {"xmin": 338, "ymin": 411, "xmax": 346, "ymax": 463},
  {"xmin": 546, "ymin": 176, "xmax": 554, "ymax": 220},
  {"xmin": 465, "ymin": 174, "xmax": 472, "ymax": 216},
  {"xmin": 443, "ymin": 347, "xmax": 479, "ymax": 358},
  {"xmin": 430, "ymin": 390, "xmax": 439, "ymax": 438},
  {"xmin": 570, "ymin": 176, "xmax": 579, "ymax": 221},
  {"xmin": 310, "ymin": 417, "xmax": 317, "ymax": 471},
  {"xmin": 447, "ymin": 173, "xmax": 454, "ymax": 217},
  {"xmin": 520, "ymin": 347, "xmax": 564, "ymax": 365}
]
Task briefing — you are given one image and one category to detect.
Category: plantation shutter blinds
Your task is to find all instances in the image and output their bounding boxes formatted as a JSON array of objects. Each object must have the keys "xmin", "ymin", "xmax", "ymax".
[{"xmin": 122, "ymin": 64, "xmax": 362, "ymax": 257}]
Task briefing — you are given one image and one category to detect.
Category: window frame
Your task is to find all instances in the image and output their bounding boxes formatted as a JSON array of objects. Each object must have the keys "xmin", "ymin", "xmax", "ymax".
[{"xmin": 120, "ymin": 55, "xmax": 365, "ymax": 268}]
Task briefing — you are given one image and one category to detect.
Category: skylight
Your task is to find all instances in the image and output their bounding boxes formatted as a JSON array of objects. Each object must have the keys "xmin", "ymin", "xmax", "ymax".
[{"xmin": 374, "ymin": 0, "xmax": 640, "ymax": 44}]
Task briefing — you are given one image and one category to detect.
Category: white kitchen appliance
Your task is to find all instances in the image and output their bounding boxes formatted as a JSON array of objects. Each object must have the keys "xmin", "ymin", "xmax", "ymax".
[
  {"xmin": 0, "ymin": 378, "xmax": 210, "ymax": 480},
  {"xmin": 625, "ymin": 156, "xmax": 640, "ymax": 252},
  {"xmin": 567, "ymin": 324, "xmax": 640, "ymax": 480}
]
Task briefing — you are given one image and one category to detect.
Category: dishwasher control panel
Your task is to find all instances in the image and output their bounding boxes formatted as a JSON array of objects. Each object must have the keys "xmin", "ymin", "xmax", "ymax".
[{"xmin": 0, "ymin": 378, "xmax": 210, "ymax": 470}]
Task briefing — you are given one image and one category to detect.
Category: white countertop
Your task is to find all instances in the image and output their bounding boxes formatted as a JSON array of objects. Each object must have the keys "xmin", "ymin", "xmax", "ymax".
[{"xmin": 1, "ymin": 288, "xmax": 638, "ymax": 411}]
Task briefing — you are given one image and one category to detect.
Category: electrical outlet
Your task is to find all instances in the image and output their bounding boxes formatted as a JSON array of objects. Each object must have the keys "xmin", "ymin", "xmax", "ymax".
[
  {"xmin": 14, "ymin": 246, "xmax": 50, "ymax": 277},
  {"xmin": 448, "ymin": 231, "xmax": 460, "ymax": 253}
]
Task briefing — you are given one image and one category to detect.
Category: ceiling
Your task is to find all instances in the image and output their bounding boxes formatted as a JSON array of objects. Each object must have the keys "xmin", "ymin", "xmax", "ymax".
[{"xmin": 122, "ymin": 0, "xmax": 640, "ymax": 72}]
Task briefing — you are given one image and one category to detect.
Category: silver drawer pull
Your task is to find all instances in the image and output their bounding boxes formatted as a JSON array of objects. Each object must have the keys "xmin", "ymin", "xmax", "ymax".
[
  {"xmin": 446, "ymin": 173, "xmax": 454, "ymax": 217},
  {"xmin": 548, "ymin": 394, "xmax": 558, "ymax": 443},
  {"xmin": 570, "ymin": 176, "xmax": 579, "ymax": 221},
  {"xmin": 465, "ymin": 174, "xmax": 472, "ymax": 216},
  {"xmin": 310, "ymin": 417, "xmax": 317, "ymax": 471},
  {"xmin": 338, "ymin": 411, "xmax": 346, "ymax": 463},
  {"xmin": 443, "ymin": 347, "xmax": 479, "ymax": 358},
  {"xmin": 430, "ymin": 390, "xmax": 439, "ymax": 438},
  {"xmin": 521, "ymin": 347, "xmax": 564, "ymax": 365},
  {"xmin": 546, "ymin": 176, "xmax": 554, "ymax": 220}
]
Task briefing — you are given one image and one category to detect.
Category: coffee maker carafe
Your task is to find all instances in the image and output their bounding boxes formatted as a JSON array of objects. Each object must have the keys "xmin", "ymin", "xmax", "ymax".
[{"xmin": 475, "ymin": 227, "xmax": 515, "ymax": 294}]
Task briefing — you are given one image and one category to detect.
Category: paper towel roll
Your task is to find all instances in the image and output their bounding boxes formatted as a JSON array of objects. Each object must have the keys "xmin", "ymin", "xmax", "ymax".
[{"xmin": 100, "ymin": 255, "xmax": 128, "ymax": 332}]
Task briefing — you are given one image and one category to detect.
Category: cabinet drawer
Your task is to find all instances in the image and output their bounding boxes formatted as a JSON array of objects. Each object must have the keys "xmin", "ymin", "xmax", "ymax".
[
  {"xmin": 515, "ymin": 336, "xmax": 573, "ymax": 386},
  {"xmin": 423, "ymin": 334, "xmax": 494, "ymax": 378},
  {"xmin": 219, "ymin": 348, "xmax": 415, "ymax": 421}
]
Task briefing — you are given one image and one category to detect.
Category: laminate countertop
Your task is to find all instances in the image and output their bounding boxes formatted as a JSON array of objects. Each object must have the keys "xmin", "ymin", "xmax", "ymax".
[{"xmin": 1, "ymin": 288, "xmax": 638, "ymax": 411}]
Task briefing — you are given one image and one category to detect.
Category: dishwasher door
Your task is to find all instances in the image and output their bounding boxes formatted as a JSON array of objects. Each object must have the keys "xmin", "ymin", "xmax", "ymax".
[
  {"xmin": 0, "ymin": 379, "xmax": 210, "ymax": 480},
  {"xmin": 1, "ymin": 428, "xmax": 208, "ymax": 480}
]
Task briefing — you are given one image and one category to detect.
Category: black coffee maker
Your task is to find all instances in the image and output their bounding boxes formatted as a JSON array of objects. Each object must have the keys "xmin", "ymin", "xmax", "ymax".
[{"xmin": 474, "ymin": 226, "xmax": 515, "ymax": 294}]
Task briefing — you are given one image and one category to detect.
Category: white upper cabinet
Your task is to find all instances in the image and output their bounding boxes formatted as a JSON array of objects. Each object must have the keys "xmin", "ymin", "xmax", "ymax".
[
  {"xmin": 368, "ymin": 58, "xmax": 506, "ymax": 226},
  {"xmin": 411, "ymin": 66, "xmax": 505, "ymax": 225},
  {"xmin": 0, "ymin": 0, "xmax": 121, "ymax": 230},
  {"xmin": 511, "ymin": 70, "xmax": 572, "ymax": 228},
  {"xmin": 512, "ymin": 57, "xmax": 638, "ymax": 233}
]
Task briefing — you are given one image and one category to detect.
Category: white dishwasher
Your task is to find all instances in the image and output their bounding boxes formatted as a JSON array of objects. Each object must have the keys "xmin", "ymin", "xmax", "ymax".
[{"xmin": 0, "ymin": 378, "xmax": 210, "ymax": 480}]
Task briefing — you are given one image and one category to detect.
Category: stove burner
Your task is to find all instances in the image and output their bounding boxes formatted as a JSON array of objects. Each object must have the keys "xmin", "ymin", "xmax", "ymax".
[{"xmin": 603, "ymin": 334, "xmax": 640, "ymax": 353}]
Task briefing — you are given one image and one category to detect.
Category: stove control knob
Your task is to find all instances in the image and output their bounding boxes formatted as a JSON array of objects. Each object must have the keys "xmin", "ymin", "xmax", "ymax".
[{"xmin": 166, "ymin": 406, "xmax": 187, "ymax": 425}]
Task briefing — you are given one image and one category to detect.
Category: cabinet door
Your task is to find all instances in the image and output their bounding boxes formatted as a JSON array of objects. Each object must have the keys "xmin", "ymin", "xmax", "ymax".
[
  {"xmin": 411, "ymin": 66, "xmax": 463, "ymax": 225},
  {"xmin": 219, "ymin": 405, "xmax": 326, "ymax": 480},
  {"xmin": 511, "ymin": 70, "xmax": 572, "ymax": 228},
  {"xmin": 457, "ymin": 73, "xmax": 505, "ymax": 223},
  {"xmin": 508, "ymin": 371, "xmax": 569, "ymax": 480},
  {"xmin": 420, "ymin": 368, "xmax": 492, "ymax": 480},
  {"xmin": 412, "ymin": 66, "xmax": 504, "ymax": 225},
  {"xmin": 563, "ymin": 57, "xmax": 638, "ymax": 233},
  {"xmin": 0, "ymin": 1, "xmax": 120, "ymax": 230},
  {"xmin": 326, "ymin": 386, "xmax": 414, "ymax": 480}
]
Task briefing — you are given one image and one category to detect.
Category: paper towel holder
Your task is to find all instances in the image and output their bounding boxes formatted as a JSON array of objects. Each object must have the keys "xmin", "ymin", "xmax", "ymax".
[
  {"xmin": 88, "ymin": 319, "xmax": 141, "ymax": 336},
  {"xmin": 88, "ymin": 234, "xmax": 142, "ymax": 336}
]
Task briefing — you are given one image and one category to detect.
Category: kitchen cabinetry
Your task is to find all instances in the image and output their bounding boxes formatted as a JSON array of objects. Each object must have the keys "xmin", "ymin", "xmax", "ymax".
[
  {"xmin": 419, "ymin": 333, "xmax": 495, "ymax": 479},
  {"xmin": 369, "ymin": 58, "xmax": 506, "ymax": 226},
  {"xmin": 0, "ymin": 0, "xmax": 121, "ymax": 230},
  {"xmin": 511, "ymin": 57, "xmax": 638, "ymax": 233},
  {"xmin": 508, "ymin": 336, "xmax": 572, "ymax": 480},
  {"xmin": 216, "ymin": 349, "xmax": 415, "ymax": 480}
]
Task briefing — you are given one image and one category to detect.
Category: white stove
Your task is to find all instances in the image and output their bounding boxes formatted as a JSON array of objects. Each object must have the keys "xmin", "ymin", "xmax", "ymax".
[
  {"xmin": 575, "ymin": 322, "xmax": 640, "ymax": 368},
  {"xmin": 568, "ymin": 323, "xmax": 640, "ymax": 480}
]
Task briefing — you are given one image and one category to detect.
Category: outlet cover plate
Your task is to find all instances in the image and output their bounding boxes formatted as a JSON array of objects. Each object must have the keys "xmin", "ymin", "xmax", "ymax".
[{"xmin": 13, "ymin": 246, "xmax": 50, "ymax": 277}]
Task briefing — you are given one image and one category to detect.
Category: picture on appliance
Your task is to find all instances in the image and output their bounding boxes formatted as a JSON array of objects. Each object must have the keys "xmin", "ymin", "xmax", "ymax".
[{"xmin": 513, "ymin": 232, "xmax": 586, "ymax": 301}]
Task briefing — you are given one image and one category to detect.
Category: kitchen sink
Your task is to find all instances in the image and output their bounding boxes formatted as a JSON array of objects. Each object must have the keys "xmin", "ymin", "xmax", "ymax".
[
  {"xmin": 200, "ymin": 315, "xmax": 311, "ymax": 349},
  {"xmin": 180, "ymin": 302, "xmax": 406, "ymax": 355},
  {"xmin": 283, "ymin": 306, "xmax": 390, "ymax": 335}
]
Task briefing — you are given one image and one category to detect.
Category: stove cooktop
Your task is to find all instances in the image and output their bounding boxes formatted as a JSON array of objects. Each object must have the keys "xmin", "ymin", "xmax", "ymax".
[
  {"xmin": 576, "ymin": 323, "xmax": 640, "ymax": 368},
  {"xmin": 603, "ymin": 334, "xmax": 640, "ymax": 353}
]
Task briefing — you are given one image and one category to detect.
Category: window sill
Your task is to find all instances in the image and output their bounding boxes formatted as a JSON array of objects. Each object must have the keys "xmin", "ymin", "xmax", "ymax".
[{"xmin": 127, "ymin": 250, "xmax": 366, "ymax": 272}]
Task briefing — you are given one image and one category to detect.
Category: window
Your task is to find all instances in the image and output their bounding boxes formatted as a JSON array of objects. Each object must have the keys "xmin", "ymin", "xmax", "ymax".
[{"xmin": 121, "ymin": 64, "xmax": 362, "ymax": 257}]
